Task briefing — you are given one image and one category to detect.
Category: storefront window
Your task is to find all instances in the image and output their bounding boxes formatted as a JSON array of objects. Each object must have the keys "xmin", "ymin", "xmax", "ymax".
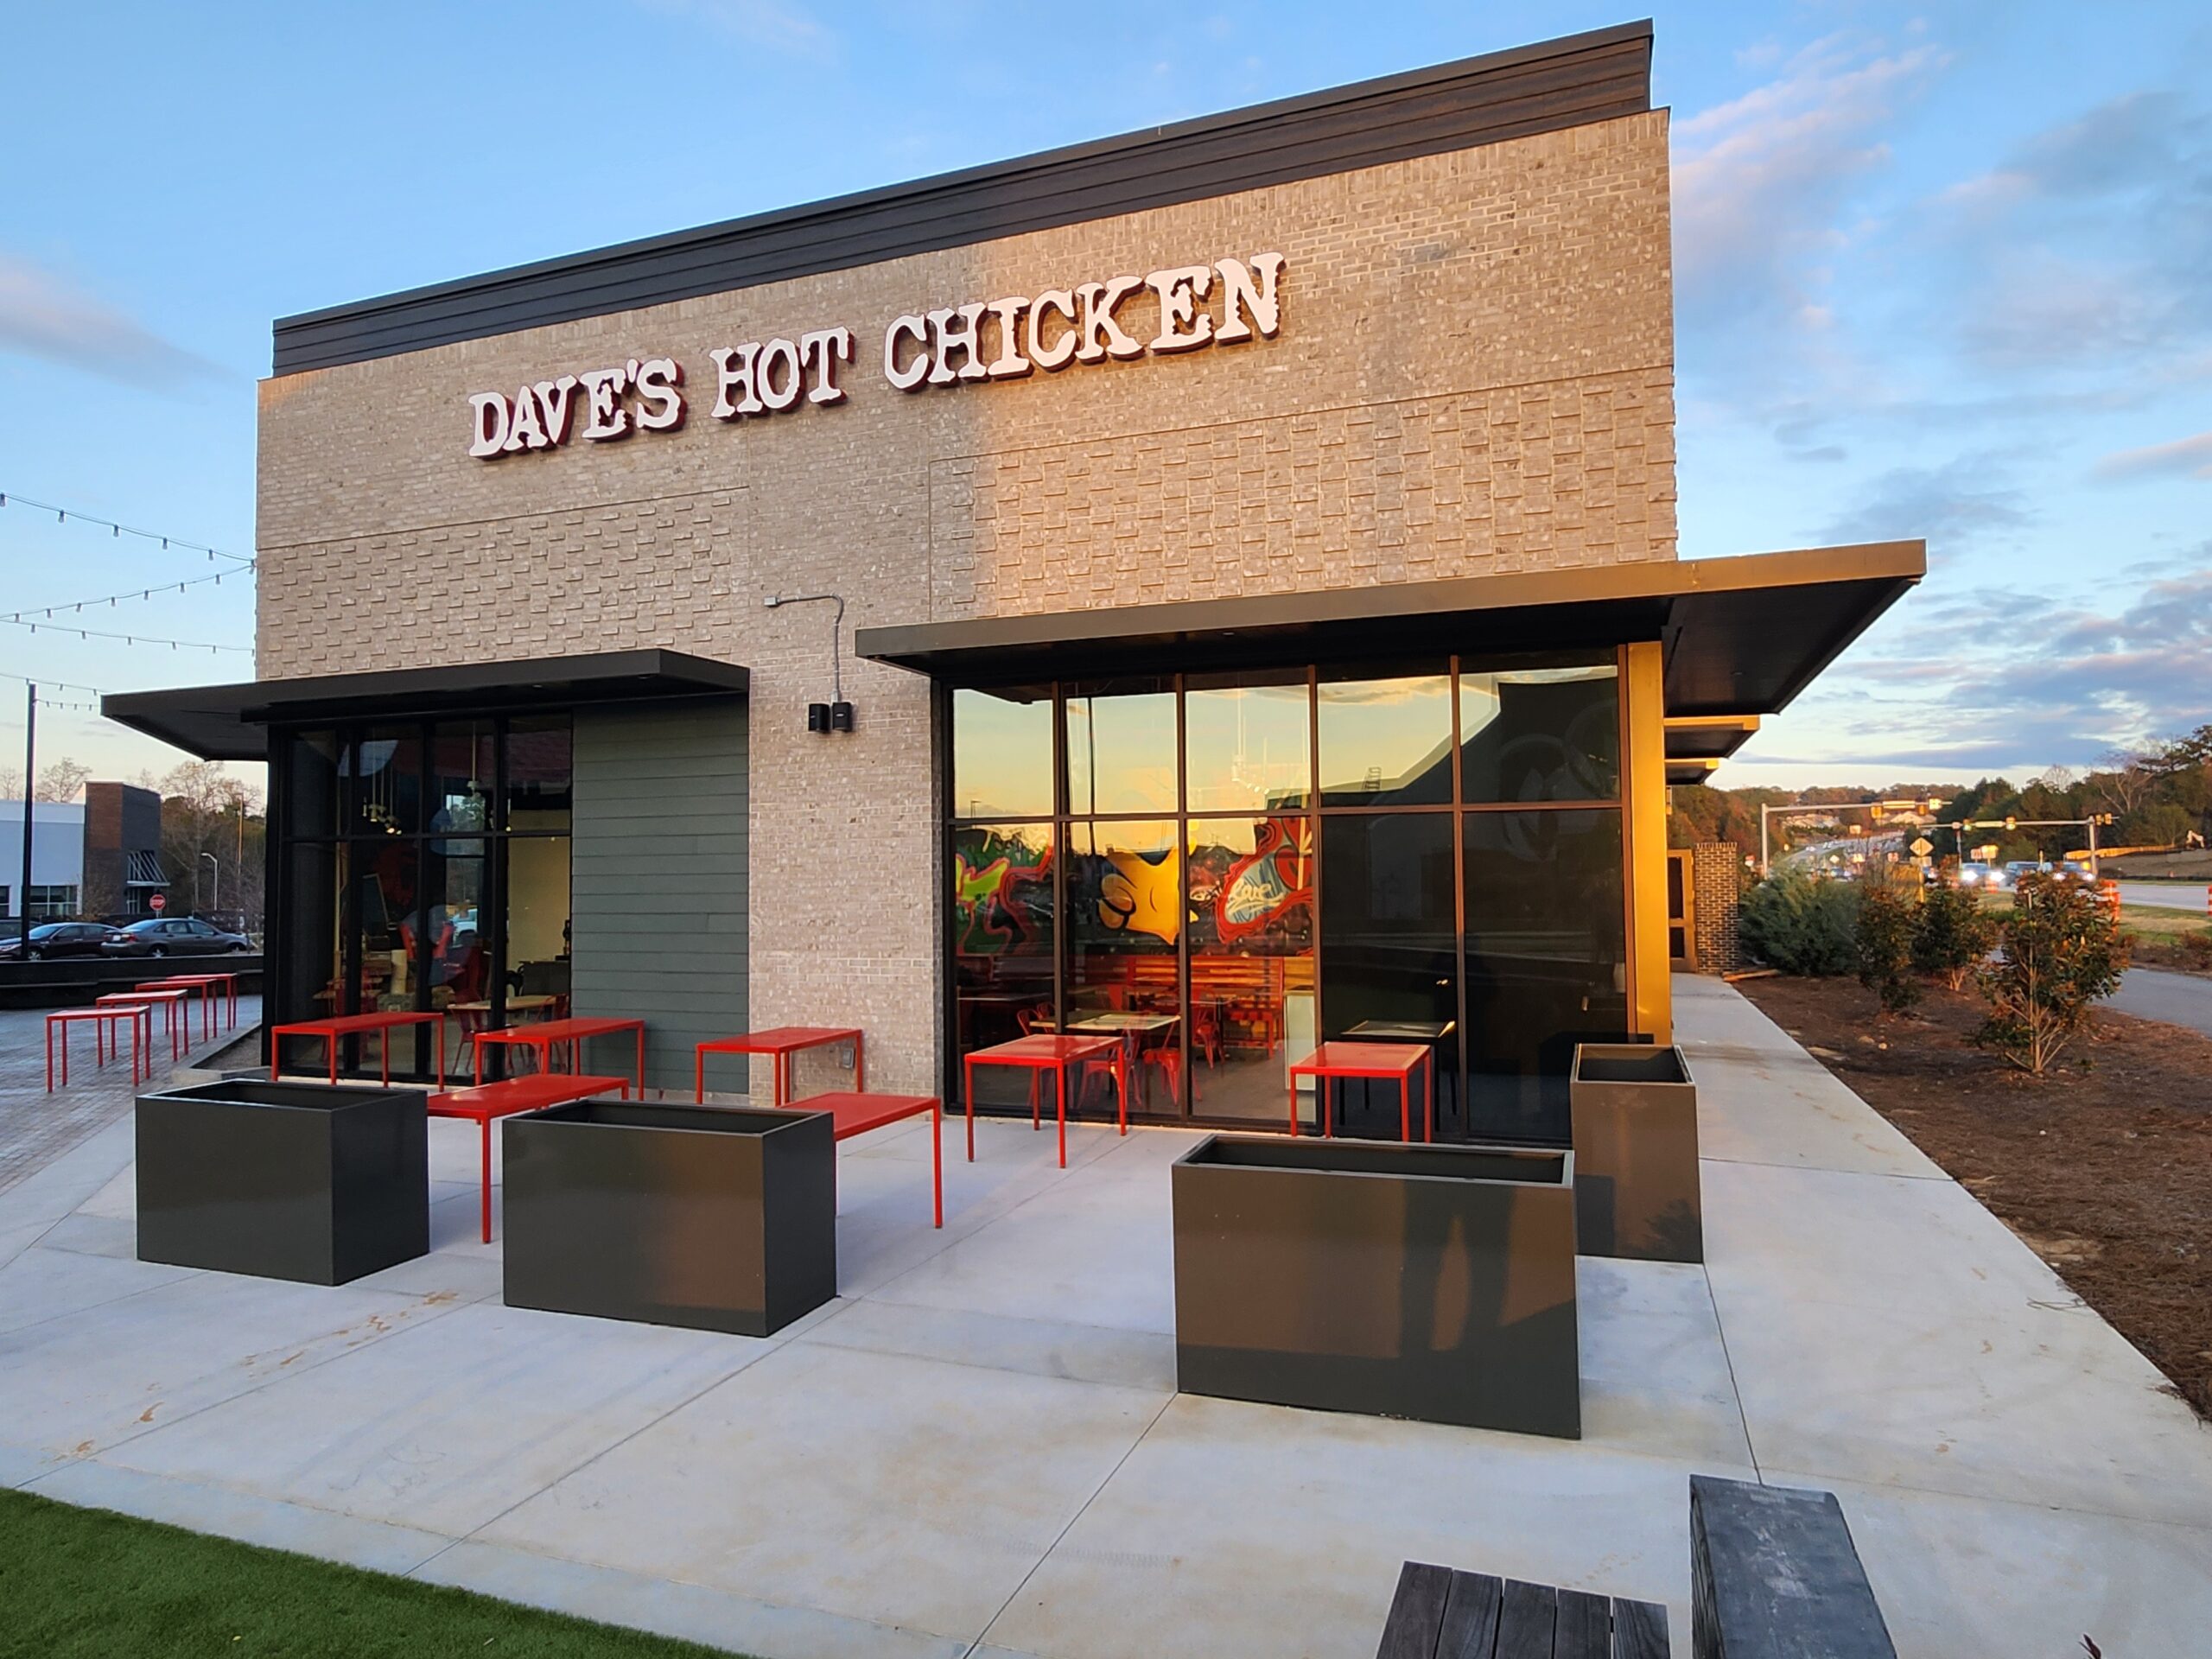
[
  {"xmin": 505, "ymin": 715, "xmax": 574, "ymax": 831},
  {"xmin": 1462, "ymin": 808, "xmax": 1627, "ymax": 1141},
  {"xmin": 1459, "ymin": 662, "xmax": 1619, "ymax": 804},
  {"xmin": 1185, "ymin": 672, "xmax": 1311, "ymax": 812},
  {"xmin": 347, "ymin": 725, "xmax": 423, "ymax": 837},
  {"xmin": 1188, "ymin": 815, "xmax": 1314, "ymax": 1122},
  {"xmin": 286, "ymin": 730, "xmax": 343, "ymax": 840},
  {"xmin": 1067, "ymin": 819, "xmax": 1181, "ymax": 1112},
  {"xmin": 505, "ymin": 836, "xmax": 572, "ymax": 1019},
  {"xmin": 1317, "ymin": 811, "xmax": 1460, "ymax": 1134},
  {"xmin": 952, "ymin": 822, "xmax": 1056, "ymax": 1106},
  {"xmin": 276, "ymin": 842, "xmax": 342, "ymax": 1028},
  {"xmin": 1317, "ymin": 666, "xmax": 1452, "ymax": 805},
  {"xmin": 1065, "ymin": 679, "xmax": 1177, "ymax": 817},
  {"xmin": 952, "ymin": 688, "xmax": 1053, "ymax": 819}
]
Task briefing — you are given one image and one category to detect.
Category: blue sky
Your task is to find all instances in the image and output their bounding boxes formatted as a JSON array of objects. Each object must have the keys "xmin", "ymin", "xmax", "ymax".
[{"xmin": 3, "ymin": 1, "xmax": 2206, "ymax": 791}]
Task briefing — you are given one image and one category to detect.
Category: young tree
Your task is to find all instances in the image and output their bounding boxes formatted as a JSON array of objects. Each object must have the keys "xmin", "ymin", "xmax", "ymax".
[
  {"xmin": 1912, "ymin": 881, "xmax": 1997, "ymax": 991},
  {"xmin": 1855, "ymin": 878, "xmax": 1921, "ymax": 1013},
  {"xmin": 1975, "ymin": 873, "xmax": 2129, "ymax": 1076},
  {"xmin": 1740, "ymin": 871, "xmax": 1860, "ymax": 976}
]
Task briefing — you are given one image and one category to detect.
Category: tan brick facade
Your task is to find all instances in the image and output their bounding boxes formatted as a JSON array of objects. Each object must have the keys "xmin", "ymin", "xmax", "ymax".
[{"xmin": 256, "ymin": 111, "xmax": 1675, "ymax": 1096}]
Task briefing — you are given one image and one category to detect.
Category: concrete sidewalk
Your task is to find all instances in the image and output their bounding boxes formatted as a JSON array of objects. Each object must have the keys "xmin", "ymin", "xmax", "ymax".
[{"xmin": 2, "ymin": 980, "xmax": 2208, "ymax": 1656}]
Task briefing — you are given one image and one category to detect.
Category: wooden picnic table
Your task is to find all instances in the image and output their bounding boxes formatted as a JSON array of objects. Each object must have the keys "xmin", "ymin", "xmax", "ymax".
[
  {"xmin": 695, "ymin": 1027, "xmax": 864, "ymax": 1106},
  {"xmin": 427, "ymin": 1072, "xmax": 632, "ymax": 1243},
  {"xmin": 963, "ymin": 1034, "xmax": 1127, "ymax": 1169},
  {"xmin": 272, "ymin": 1011, "xmax": 448, "ymax": 1086},
  {"xmin": 470, "ymin": 1015, "xmax": 646, "ymax": 1095}
]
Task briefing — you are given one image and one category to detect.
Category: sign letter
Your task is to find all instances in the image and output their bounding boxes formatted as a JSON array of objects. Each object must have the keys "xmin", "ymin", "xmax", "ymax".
[
  {"xmin": 1075, "ymin": 276, "xmax": 1146, "ymax": 363},
  {"xmin": 1147, "ymin": 266, "xmax": 1215, "ymax": 353},
  {"xmin": 884, "ymin": 315, "xmax": 931, "ymax": 391},
  {"xmin": 578, "ymin": 367, "xmax": 632, "ymax": 440},
  {"xmin": 1215, "ymin": 252, "xmax": 1285, "ymax": 343},
  {"xmin": 468, "ymin": 392, "xmax": 512, "ymax": 458},
  {"xmin": 799, "ymin": 327, "xmax": 854, "ymax": 404},
  {"xmin": 633, "ymin": 358, "xmax": 684, "ymax": 430},
  {"xmin": 1026, "ymin": 290, "xmax": 1078, "ymax": 371}
]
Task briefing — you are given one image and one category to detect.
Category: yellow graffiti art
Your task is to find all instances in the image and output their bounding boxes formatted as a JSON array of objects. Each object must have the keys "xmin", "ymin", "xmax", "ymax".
[{"xmin": 1098, "ymin": 846, "xmax": 1181, "ymax": 944}]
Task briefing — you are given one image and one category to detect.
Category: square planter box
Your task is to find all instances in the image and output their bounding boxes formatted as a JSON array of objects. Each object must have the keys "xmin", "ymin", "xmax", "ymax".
[
  {"xmin": 1570, "ymin": 1043, "xmax": 1701, "ymax": 1263},
  {"xmin": 137, "ymin": 1079, "xmax": 428, "ymax": 1286},
  {"xmin": 503, "ymin": 1100, "xmax": 835, "ymax": 1338},
  {"xmin": 1172, "ymin": 1135, "xmax": 1580, "ymax": 1439}
]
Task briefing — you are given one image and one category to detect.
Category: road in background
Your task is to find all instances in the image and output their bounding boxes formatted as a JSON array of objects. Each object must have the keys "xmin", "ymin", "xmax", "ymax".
[
  {"xmin": 2111, "ymin": 880, "xmax": 2211, "ymax": 912},
  {"xmin": 2107, "ymin": 968, "xmax": 2212, "ymax": 1040}
]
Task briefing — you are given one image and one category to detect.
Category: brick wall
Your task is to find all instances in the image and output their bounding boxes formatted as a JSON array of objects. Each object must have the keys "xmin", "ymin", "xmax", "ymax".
[
  {"xmin": 1692, "ymin": 842, "xmax": 1745, "ymax": 974},
  {"xmin": 256, "ymin": 111, "xmax": 1675, "ymax": 1096}
]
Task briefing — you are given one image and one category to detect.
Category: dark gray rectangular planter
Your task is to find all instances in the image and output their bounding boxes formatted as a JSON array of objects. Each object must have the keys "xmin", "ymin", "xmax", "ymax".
[
  {"xmin": 1570, "ymin": 1043, "xmax": 1700, "ymax": 1263},
  {"xmin": 502, "ymin": 1100, "xmax": 835, "ymax": 1338},
  {"xmin": 1171, "ymin": 1135, "xmax": 1580, "ymax": 1439},
  {"xmin": 137, "ymin": 1079, "xmax": 428, "ymax": 1286}
]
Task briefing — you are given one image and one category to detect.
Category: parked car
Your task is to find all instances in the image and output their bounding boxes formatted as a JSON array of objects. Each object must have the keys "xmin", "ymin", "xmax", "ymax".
[
  {"xmin": 101, "ymin": 916, "xmax": 254, "ymax": 958},
  {"xmin": 0, "ymin": 921, "xmax": 131, "ymax": 961}
]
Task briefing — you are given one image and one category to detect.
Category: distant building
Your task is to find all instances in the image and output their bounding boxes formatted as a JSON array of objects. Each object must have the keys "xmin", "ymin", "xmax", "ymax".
[{"xmin": 0, "ymin": 783, "xmax": 168, "ymax": 929}]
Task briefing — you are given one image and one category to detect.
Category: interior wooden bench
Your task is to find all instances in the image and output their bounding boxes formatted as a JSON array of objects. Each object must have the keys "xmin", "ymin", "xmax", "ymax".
[{"xmin": 1376, "ymin": 1564, "xmax": 1669, "ymax": 1658}]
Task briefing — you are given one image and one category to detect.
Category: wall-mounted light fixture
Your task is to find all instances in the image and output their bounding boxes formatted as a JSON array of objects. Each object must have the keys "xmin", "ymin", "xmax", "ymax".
[{"xmin": 763, "ymin": 592, "xmax": 853, "ymax": 734}]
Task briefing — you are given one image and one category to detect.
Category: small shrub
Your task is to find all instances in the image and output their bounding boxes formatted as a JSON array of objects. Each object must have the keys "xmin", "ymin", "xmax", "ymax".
[
  {"xmin": 1856, "ymin": 880, "xmax": 1921, "ymax": 1012},
  {"xmin": 1975, "ymin": 873, "xmax": 2131, "ymax": 1076},
  {"xmin": 1913, "ymin": 880, "xmax": 1999, "ymax": 990},
  {"xmin": 2181, "ymin": 930, "xmax": 2212, "ymax": 967},
  {"xmin": 1740, "ymin": 870, "xmax": 1860, "ymax": 976}
]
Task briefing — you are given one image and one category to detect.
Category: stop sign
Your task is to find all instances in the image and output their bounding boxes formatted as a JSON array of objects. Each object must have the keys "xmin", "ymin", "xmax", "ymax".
[{"xmin": 149, "ymin": 893, "xmax": 167, "ymax": 913}]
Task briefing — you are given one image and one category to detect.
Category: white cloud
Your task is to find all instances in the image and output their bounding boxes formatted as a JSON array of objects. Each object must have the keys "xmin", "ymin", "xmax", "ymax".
[
  {"xmin": 0, "ymin": 254, "xmax": 220, "ymax": 388},
  {"xmin": 2093, "ymin": 431, "xmax": 2212, "ymax": 483}
]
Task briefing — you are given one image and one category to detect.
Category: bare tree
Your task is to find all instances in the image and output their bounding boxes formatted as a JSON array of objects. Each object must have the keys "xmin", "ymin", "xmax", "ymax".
[
  {"xmin": 2088, "ymin": 748, "xmax": 2155, "ymax": 817},
  {"xmin": 37, "ymin": 759, "xmax": 92, "ymax": 802}
]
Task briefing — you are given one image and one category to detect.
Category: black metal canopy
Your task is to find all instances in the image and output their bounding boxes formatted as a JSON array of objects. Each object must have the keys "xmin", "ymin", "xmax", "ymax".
[
  {"xmin": 104, "ymin": 648, "xmax": 750, "ymax": 761},
  {"xmin": 856, "ymin": 542, "xmax": 1923, "ymax": 768}
]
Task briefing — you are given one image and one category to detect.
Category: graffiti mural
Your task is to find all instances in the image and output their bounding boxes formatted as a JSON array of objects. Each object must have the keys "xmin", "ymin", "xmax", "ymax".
[
  {"xmin": 954, "ymin": 828, "xmax": 1052, "ymax": 956},
  {"xmin": 1214, "ymin": 815, "xmax": 1313, "ymax": 943}
]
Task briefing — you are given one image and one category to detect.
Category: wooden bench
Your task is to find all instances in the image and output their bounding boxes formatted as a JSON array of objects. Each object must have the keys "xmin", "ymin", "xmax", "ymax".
[
  {"xmin": 1377, "ymin": 1563, "xmax": 1669, "ymax": 1658},
  {"xmin": 1690, "ymin": 1475, "xmax": 1896, "ymax": 1657}
]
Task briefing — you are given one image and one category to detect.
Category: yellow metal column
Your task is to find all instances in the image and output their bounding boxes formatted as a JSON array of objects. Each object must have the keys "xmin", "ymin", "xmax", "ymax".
[{"xmin": 1623, "ymin": 641, "xmax": 1672, "ymax": 1045}]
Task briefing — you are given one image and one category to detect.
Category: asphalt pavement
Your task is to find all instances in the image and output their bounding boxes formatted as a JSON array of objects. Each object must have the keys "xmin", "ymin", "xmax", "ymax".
[
  {"xmin": 2113, "ymin": 879, "xmax": 2212, "ymax": 912},
  {"xmin": 2107, "ymin": 967, "xmax": 2212, "ymax": 1039}
]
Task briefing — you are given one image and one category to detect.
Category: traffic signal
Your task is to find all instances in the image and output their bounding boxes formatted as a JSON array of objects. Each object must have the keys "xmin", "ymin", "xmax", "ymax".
[{"xmin": 2005, "ymin": 817, "xmax": 2017, "ymax": 830}]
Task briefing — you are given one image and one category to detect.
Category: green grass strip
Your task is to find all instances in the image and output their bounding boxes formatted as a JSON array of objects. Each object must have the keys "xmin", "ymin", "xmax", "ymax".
[{"xmin": 0, "ymin": 1486, "xmax": 748, "ymax": 1657}]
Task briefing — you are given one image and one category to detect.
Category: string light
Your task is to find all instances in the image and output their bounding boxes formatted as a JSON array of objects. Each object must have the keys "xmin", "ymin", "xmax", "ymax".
[
  {"xmin": 0, "ymin": 668, "xmax": 111, "ymax": 696},
  {"xmin": 0, "ymin": 488, "xmax": 255, "ymax": 567},
  {"xmin": 3, "ymin": 614, "xmax": 251, "ymax": 653},
  {"xmin": 3, "ymin": 560, "xmax": 252, "ymax": 625}
]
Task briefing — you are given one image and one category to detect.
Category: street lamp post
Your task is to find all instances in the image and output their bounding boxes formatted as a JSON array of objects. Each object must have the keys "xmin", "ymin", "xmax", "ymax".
[{"xmin": 200, "ymin": 851, "xmax": 219, "ymax": 923}]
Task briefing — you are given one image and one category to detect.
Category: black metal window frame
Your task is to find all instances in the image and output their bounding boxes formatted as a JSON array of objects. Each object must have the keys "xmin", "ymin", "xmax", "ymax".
[
  {"xmin": 943, "ymin": 650, "xmax": 1629, "ymax": 1138},
  {"xmin": 267, "ymin": 714, "xmax": 573, "ymax": 1083}
]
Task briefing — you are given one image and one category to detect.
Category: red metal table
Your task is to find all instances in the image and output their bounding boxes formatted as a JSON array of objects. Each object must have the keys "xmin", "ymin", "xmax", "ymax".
[
  {"xmin": 789, "ymin": 1090, "xmax": 943, "ymax": 1228},
  {"xmin": 46, "ymin": 1006, "xmax": 150, "ymax": 1090},
  {"xmin": 471, "ymin": 1016, "xmax": 646, "ymax": 1095},
  {"xmin": 1288, "ymin": 1041, "xmax": 1435, "ymax": 1142},
  {"xmin": 98, "ymin": 988, "xmax": 192, "ymax": 1062},
  {"xmin": 963, "ymin": 1034, "xmax": 1128, "ymax": 1169},
  {"xmin": 139, "ymin": 972, "xmax": 238, "ymax": 1036},
  {"xmin": 428, "ymin": 1072, "xmax": 632, "ymax": 1243},
  {"xmin": 695, "ymin": 1027, "xmax": 865, "ymax": 1106},
  {"xmin": 271, "ymin": 1011, "xmax": 448, "ymax": 1085}
]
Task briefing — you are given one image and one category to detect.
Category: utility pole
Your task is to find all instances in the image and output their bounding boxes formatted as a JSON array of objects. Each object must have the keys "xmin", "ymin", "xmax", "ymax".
[
  {"xmin": 16, "ymin": 683, "xmax": 33, "ymax": 944},
  {"xmin": 200, "ymin": 851, "xmax": 219, "ymax": 922}
]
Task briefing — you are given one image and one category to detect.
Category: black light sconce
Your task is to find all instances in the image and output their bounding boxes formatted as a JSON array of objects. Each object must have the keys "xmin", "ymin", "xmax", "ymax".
[{"xmin": 765, "ymin": 593, "xmax": 854, "ymax": 734}]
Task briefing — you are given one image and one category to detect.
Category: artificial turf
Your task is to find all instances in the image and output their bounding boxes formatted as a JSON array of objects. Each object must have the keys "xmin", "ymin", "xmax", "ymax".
[{"xmin": 0, "ymin": 1486, "xmax": 747, "ymax": 1657}]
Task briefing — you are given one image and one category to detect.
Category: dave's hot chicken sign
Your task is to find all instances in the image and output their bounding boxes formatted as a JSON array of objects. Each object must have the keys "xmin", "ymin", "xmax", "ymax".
[{"xmin": 466, "ymin": 251, "xmax": 1284, "ymax": 460}]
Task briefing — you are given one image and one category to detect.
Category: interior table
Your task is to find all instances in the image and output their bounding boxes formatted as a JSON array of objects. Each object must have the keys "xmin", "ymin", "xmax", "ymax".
[
  {"xmin": 271, "ymin": 1011, "xmax": 448, "ymax": 1086},
  {"xmin": 1288, "ymin": 1040, "xmax": 1436, "ymax": 1142},
  {"xmin": 99, "ymin": 988, "xmax": 192, "ymax": 1063},
  {"xmin": 695, "ymin": 1027, "xmax": 865, "ymax": 1107},
  {"xmin": 46, "ymin": 1006, "xmax": 150, "ymax": 1090},
  {"xmin": 471, "ymin": 1015, "xmax": 646, "ymax": 1095},
  {"xmin": 963, "ymin": 1034, "xmax": 1127, "ymax": 1169},
  {"xmin": 789, "ymin": 1091, "xmax": 943, "ymax": 1229},
  {"xmin": 428, "ymin": 1072, "xmax": 632, "ymax": 1243},
  {"xmin": 139, "ymin": 973, "xmax": 233, "ymax": 1038},
  {"xmin": 1067, "ymin": 1011, "xmax": 1181, "ymax": 1109}
]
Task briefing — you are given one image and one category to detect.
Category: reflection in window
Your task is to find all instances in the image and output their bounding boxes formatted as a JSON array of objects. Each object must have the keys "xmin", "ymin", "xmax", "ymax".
[
  {"xmin": 286, "ymin": 731, "xmax": 343, "ymax": 840},
  {"xmin": 1317, "ymin": 669, "xmax": 1452, "ymax": 805},
  {"xmin": 347, "ymin": 726, "xmax": 423, "ymax": 836},
  {"xmin": 1462, "ymin": 808, "xmax": 1627, "ymax": 1142},
  {"xmin": 953, "ymin": 823, "xmax": 1057, "ymax": 1106},
  {"xmin": 1318, "ymin": 812, "xmax": 1459, "ymax": 1135},
  {"xmin": 1067, "ymin": 821, "xmax": 1181, "ymax": 1112},
  {"xmin": 505, "ymin": 715, "xmax": 574, "ymax": 830},
  {"xmin": 430, "ymin": 721, "xmax": 496, "ymax": 841},
  {"xmin": 1459, "ymin": 664, "xmax": 1619, "ymax": 803},
  {"xmin": 1185, "ymin": 675, "xmax": 1311, "ymax": 812},
  {"xmin": 953, "ymin": 688, "xmax": 1053, "ymax": 819},
  {"xmin": 1188, "ymin": 816, "xmax": 1315, "ymax": 1122},
  {"xmin": 1065, "ymin": 683, "xmax": 1177, "ymax": 817}
]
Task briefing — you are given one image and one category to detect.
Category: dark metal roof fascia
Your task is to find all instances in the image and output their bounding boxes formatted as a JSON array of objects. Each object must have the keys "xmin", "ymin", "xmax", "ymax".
[{"xmin": 271, "ymin": 21, "xmax": 1652, "ymax": 374}]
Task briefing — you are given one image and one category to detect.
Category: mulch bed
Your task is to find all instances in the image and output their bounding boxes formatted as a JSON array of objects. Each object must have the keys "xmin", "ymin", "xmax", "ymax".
[{"xmin": 1737, "ymin": 973, "xmax": 2212, "ymax": 1417}]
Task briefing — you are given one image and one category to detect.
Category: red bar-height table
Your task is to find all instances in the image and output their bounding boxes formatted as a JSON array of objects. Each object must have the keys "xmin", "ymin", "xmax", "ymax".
[
  {"xmin": 427, "ymin": 1073, "xmax": 632, "ymax": 1243},
  {"xmin": 963, "ymin": 1034, "xmax": 1127, "ymax": 1169},
  {"xmin": 695, "ymin": 1027, "xmax": 864, "ymax": 1106},
  {"xmin": 1288, "ymin": 1041, "xmax": 1436, "ymax": 1142},
  {"xmin": 788, "ymin": 1091, "xmax": 943, "ymax": 1228},
  {"xmin": 471, "ymin": 1016, "xmax": 646, "ymax": 1095},
  {"xmin": 271, "ymin": 1011, "xmax": 448, "ymax": 1085},
  {"xmin": 45, "ymin": 1006, "xmax": 150, "ymax": 1090},
  {"xmin": 98, "ymin": 988, "xmax": 191, "ymax": 1062},
  {"xmin": 139, "ymin": 973, "xmax": 238, "ymax": 1037}
]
